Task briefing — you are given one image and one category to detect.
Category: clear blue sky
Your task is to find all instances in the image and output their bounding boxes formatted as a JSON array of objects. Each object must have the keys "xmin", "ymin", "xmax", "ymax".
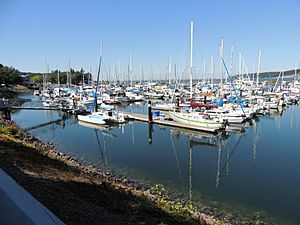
[{"xmin": 1, "ymin": 0, "xmax": 300, "ymax": 79}]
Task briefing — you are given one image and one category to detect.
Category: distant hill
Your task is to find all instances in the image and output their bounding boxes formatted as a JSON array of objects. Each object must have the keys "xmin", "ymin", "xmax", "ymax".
[
  {"xmin": 233, "ymin": 69, "xmax": 299, "ymax": 79},
  {"xmin": 249, "ymin": 69, "xmax": 299, "ymax": 78}
]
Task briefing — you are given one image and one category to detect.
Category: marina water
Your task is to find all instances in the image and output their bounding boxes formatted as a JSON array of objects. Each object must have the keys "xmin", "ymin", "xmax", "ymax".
[{"xmin": 12, "ymin": 94, "xmax": 300, "ymax": 224}]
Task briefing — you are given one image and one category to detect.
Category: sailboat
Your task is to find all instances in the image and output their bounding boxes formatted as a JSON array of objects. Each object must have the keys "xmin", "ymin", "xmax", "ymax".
[
  {"xmin": 77, "ymin": 49, "xmax": 106, "ymax": 125},
  {"xmin": 77, "ymin": 47, "xmax": 125, "ymax": 125},
  {"xmin": 169, "ymin": 21, "xmax": 225, "ymax": 130}
]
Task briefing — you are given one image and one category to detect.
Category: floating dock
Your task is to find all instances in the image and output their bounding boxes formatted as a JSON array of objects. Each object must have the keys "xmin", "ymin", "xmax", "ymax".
[
  {"xmin": 152, "ymin": 105, "xmax": 175, "ymax": 111},
  {"xmin": 11, "ymin": 106, "xmax": 59, "ymax": 110},
  {"xmin": 123, "ymin": 112, "xmax": 219, "ymax": 133}
]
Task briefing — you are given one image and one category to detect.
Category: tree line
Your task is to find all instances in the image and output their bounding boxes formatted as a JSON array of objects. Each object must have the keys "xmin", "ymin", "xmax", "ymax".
[
  {"xmin": 0, "ymin": 63, "xmax": 92, "ymax": 85},
  {"xmin": 0, "ymin": 64, "xmax": 22, "ymax": 84},
  {"xmin": 29, "ymin": 68, "xmax": 92, "ymax": 85}
]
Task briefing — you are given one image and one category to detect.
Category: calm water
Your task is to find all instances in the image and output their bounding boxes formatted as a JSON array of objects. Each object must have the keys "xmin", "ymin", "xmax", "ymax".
[{"xmin": 12, "ymin": 94, "xmax": 300, "ymax": 224}]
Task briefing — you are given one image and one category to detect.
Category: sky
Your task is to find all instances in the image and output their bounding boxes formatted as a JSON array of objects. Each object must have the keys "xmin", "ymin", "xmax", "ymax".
[{"xmin": 1, "ymin": 0, "xmax": 300, "ymax": 80}]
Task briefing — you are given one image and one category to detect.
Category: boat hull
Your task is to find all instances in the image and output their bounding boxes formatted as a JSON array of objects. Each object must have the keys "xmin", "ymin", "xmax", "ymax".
[
  {"xmin": 77, "ymin": 114, "xmax": 106, "ymax": 125},
  {"xmin": 170, "ymin": 112, "xmax": 224, "ymax": 129}
]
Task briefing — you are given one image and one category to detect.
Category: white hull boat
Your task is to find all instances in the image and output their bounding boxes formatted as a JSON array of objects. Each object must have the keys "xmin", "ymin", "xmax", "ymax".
[
  {"xmin": 169, "ymin": 111, "xmax": 225, "ymax": 129},
  {"xmin": 77, "ymin": 113, "xmax": 106, "ymax": 125}
]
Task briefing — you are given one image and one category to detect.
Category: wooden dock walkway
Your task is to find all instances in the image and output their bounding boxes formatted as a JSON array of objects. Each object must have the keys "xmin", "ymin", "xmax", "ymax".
[
  {"xmin": 152, "ymin": 105, "xmax": 175, "ymax": 111},
  {"xmin": 11, "ymin": 106, "xmax": 59, "ymax": 111},
  {"xmin": 123, "ymin": 112, "xmax": 219, "ymax": 133}
]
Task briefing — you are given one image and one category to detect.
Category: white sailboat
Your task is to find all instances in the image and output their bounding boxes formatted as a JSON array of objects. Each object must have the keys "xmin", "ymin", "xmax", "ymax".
[
  {"xmin": 170, "ymin": 21, "xmax": 225, "ymax": 130},
  {"xmin": 170, "ymin": 111, "xmax": 225, "ymax": 129}
]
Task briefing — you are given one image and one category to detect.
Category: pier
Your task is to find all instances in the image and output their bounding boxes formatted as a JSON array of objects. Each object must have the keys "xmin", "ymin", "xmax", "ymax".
[
  {"xmin": 0, "ymin": 99, "xmax": 11, "ymax": 120},
  {"xmin": 1, "ymin": 98, "xmax": 61, "ymax": 120}
]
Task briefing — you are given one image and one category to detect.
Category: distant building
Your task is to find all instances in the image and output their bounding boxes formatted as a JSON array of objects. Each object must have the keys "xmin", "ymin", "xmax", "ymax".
[
  {"xmin": 21, "ymin": 73, "xmax": 38, "ymax": 89},
  {"xmin": 21, "ymin": 73, "xmax": 29, "ymax": 83}
]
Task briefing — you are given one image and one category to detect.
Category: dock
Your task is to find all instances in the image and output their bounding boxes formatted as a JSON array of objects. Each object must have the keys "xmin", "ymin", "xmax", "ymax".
[
  {"xmin": 1, "ymin": 98, "xmax": 60, "ymax": 120},
  {"xmin": 152, "ymin": 105, "xmax": 175, "ymax": 111},
  {"xmin": 11, "ymin": 106, "xmax": 59, "ymax": 111},
  {"xmin": 123, "ymin": 112, "xmax": 219, "ymax": 133}
]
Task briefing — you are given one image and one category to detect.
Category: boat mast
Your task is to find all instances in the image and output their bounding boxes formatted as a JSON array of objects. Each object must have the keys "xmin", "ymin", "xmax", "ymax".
[
  {"xmin": 230, "ymin": 45, "xmax": 234, "ymax": 77},
  {"xmin": 57, "ymin": 70, "xmax": 60, "ymax": 87},
  {"xmin": 129, "ymin": 52, "xmax": 132, "ymax": 86},
  {"xmin": 294, "ymin": 62, "xmax": 297, "ymax": 82},
  {"xmin": 211, "ymin": 56, "xmax": 214, "ymax": 85},
  {"xmin": 203, "ymin": 60, "xmax": 206, "ymax": 82},
  {"xmin": 189, "ymin": 21, "xmax": 194, "ymax": 100},
  {"xmin": 238, "ymin": 51, "xmax": 242, "ymax": 81},
  {"xmin": 256, "ymin": 50, "xmax": 262, "ymax": 87},
  {"xmin": 168, "ymin": 57, "xmax": 172, "ymax": 85},
  {"xmin": 94, "ymin": 46, "xmax": 102, "ymax": 112},
  {"xmin": 68, "ymin": 59, "xmax": 71, "ymax": 87},
  {"xmin": 220, "ymin": 38, "xmax": 224, "ymax": 84}
]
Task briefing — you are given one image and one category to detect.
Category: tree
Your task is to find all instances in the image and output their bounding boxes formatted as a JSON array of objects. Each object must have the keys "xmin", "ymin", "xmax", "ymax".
[
  {"xmin": 0, "ymin": 65, "xmax": 22, "ymax": 84},
  {"xmin": 29, "ymin": 75, "xmax": 43, "ymax": 83}
]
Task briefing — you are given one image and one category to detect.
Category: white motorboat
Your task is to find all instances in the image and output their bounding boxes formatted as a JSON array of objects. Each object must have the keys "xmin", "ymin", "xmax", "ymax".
[{"xmin": 77, "ymin": 113, "xmax": 106, "ymax": 125}]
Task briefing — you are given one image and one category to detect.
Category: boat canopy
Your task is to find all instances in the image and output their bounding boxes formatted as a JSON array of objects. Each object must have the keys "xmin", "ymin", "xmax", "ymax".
[{"xmin": 190, "ymin": 101, "xmax": 218, "ymax": 109}]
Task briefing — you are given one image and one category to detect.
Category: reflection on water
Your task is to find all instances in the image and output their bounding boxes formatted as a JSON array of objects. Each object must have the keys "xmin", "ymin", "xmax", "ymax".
[{"xmin": 11, "ymin": 98, "xmax": 300, "ymax": 225}]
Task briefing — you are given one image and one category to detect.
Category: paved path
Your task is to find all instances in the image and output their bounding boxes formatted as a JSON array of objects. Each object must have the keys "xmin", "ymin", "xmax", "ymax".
[{"xmin": 0, "ymin": 169, "xmax": 65, "ymax": 225}]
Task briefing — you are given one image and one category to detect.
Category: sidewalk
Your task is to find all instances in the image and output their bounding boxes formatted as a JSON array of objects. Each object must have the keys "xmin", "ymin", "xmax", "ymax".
[{"xmin": 0, "ymin": 169, "xmax": 65, "ymax": 225}]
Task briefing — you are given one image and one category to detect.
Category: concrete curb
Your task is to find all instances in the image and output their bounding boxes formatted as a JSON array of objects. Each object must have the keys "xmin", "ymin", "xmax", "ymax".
[{"xmin": 0, "ymin": 169, "xmax": 65, "ymax": 225}]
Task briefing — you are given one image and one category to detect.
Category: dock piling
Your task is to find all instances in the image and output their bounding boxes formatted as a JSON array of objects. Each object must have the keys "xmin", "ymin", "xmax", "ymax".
[
  {"xmin": 148, "ymin": 100, "xmax": 153, "ymax": 123},
  {"xmin": 148, "ymin": 123, "xmax": 153, "ymax": 144},
  {"xmin": 0, "ymin": 98, "xmax": 11, "ymax": 120}
]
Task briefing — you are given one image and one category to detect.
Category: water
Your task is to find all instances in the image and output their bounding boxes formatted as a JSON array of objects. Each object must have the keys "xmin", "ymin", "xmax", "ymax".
[{"xmin": 12, "ymin": 95, "xmax": 300, "ymax": 224}]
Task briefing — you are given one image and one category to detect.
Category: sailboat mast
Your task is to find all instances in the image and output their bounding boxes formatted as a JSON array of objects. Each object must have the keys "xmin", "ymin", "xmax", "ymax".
[
  {"xmin": 203, "ymin": 60, "xmax": 206, "ymax": 82},
  {"xmin": 239, "ymin": 51, "xmax": 242, "ymax": 81},
  {"xmin": 211, "ymin": 56, "xmax": 214, "ymax": 85},
  {"xmin": 230, "ymin": 45, "xmax": 234, "ymax": 76},
  {"xmin": 256, "ymin": 50, "xmax": 262, "ymax": 87},
  {"xmin": 189, "ymin": 21, "xmax": 194, "ymax": 100},
  {"xmin": 57, "ymin": 70, "xmax": 60, "ymax": 87},
  {"xmin": 129, "ymin": 52, "xmax": 132, "ymax": 86},
  {"xmin": 68, "ymin": 59, "xmax": 71, "ymax": 86},
  {"xmin": 168, "ymin": 57, "xmax": 172, "ymax": 85},
  {"xmin": 94, "ymin": 47, "xmax": 102, "ymax": 112},
  {"xmin": 295, "ymin": 62, "xmax": 297, "ymax": 82},
  {"xmin": 220, "ymin": 38, "xmax": 224, "ymax": 84}
]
